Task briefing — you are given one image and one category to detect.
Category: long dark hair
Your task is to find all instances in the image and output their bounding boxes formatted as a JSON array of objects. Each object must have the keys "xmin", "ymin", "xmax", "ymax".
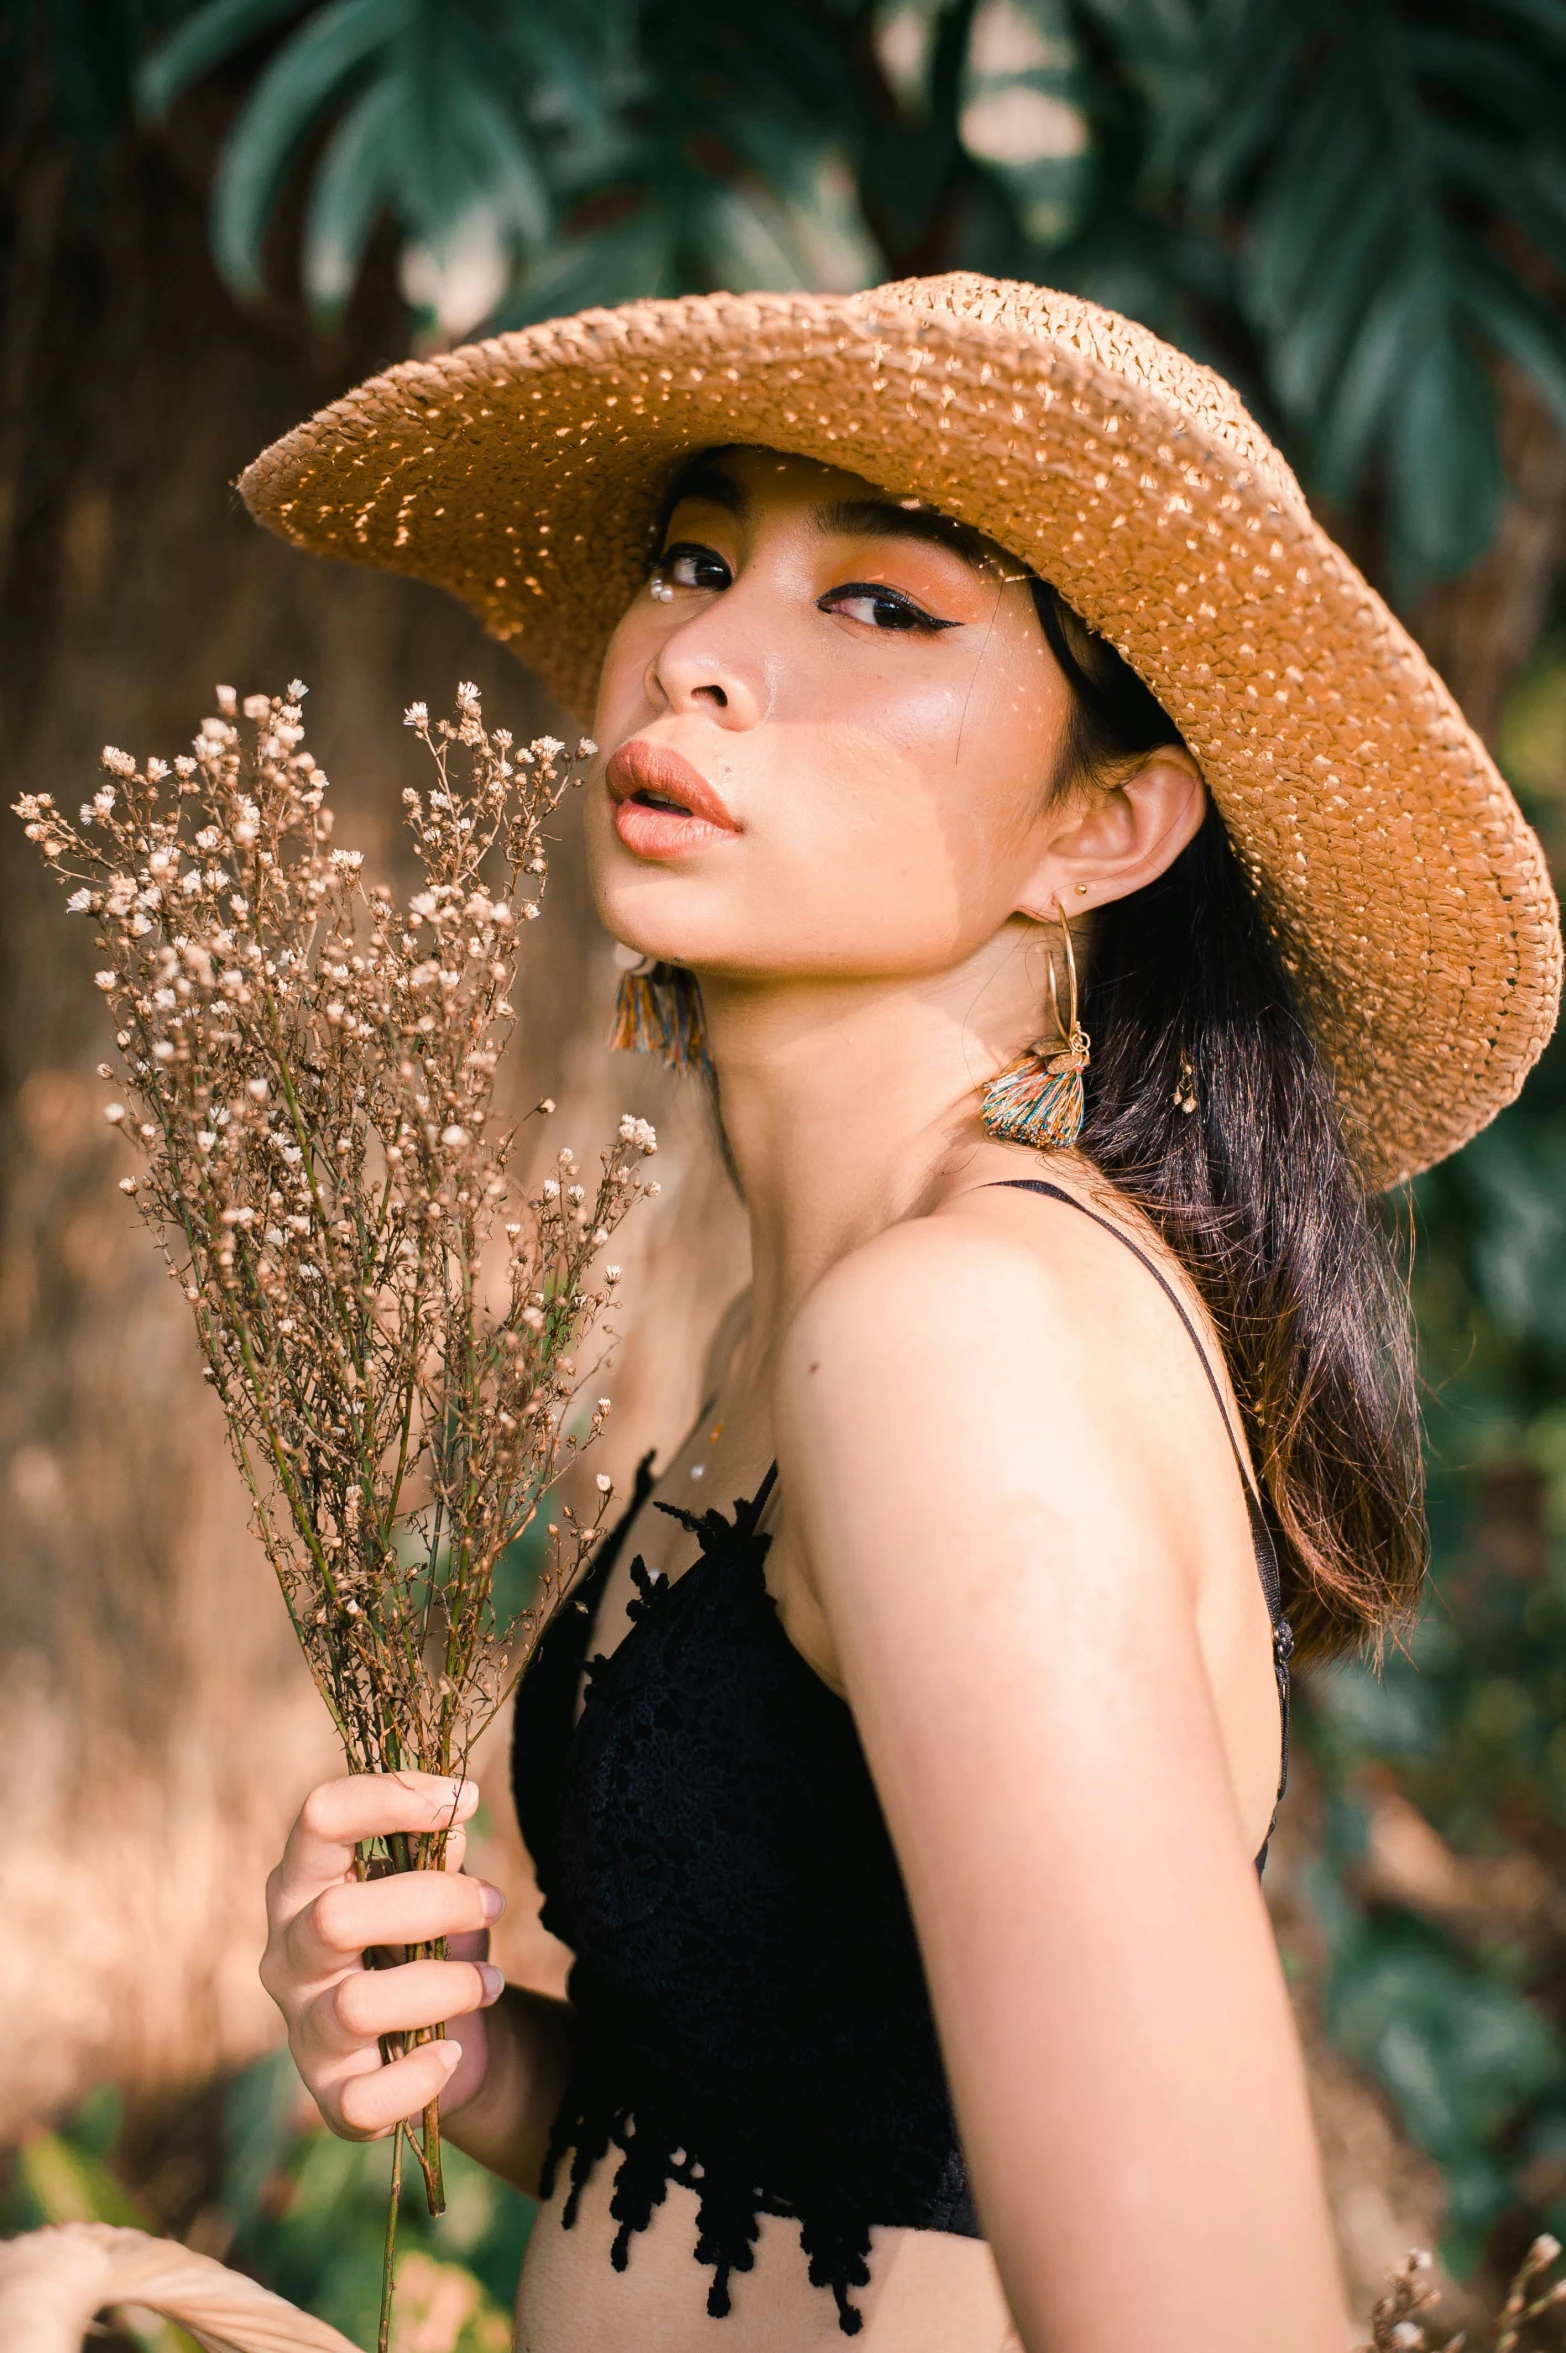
[{"xmin": 1034, "ymin": 584, "xmax": 1426, "ymax": 1663}]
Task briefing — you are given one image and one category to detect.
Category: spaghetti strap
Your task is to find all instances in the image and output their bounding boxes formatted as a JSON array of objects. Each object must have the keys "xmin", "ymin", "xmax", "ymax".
[
  {"xmin": 987, "ymin": 1176, "xmax": 1292, "ymax": 1864},
  {"xmin": 989, "ymin": 1179, "xmax": 1258, "ymax": 1504}
]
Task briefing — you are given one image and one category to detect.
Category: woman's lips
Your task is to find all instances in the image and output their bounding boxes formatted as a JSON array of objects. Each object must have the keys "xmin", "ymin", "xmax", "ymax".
[{"xmin": 606, "ymin": 743, "xmax": 740, "ymax": 860}]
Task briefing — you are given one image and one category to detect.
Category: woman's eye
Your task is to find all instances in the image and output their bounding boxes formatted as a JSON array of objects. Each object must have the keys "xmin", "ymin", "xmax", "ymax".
[
  {"xmin": 820, "ymin": 583, "xmax": 955, "ymax": 634},
  {"xmin": 659, "ymin": 543, "xmax": 731, "ymax": 592}
]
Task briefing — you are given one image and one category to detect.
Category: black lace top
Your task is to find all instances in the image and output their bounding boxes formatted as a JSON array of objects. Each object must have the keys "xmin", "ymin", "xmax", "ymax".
[{"xmin": 510, "ymin": 1178, "xmax": 1293, "ymax": 2335}]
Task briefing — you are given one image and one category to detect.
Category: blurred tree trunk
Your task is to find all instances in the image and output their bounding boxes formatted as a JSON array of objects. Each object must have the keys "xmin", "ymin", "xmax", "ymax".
[{"xmin": 0, "ymin": 127, "xmax": 744, "ymax": 2136}]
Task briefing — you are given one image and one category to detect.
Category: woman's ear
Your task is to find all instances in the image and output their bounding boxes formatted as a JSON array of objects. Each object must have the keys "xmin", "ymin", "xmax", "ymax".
[{"xmin": 1017, "ymin": 745, "xmax": 1207, "ymax": 916}]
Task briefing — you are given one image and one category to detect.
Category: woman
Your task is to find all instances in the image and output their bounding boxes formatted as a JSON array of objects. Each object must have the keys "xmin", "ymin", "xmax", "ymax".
[{"xmin": 245, "ymin": 277, "xmax": 1560, "ymax": 2351}]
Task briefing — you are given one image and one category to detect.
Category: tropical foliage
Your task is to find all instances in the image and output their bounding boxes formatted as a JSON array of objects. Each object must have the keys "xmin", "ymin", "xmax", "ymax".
[{"xmin": 3, "ymin": 0, "xmax": 1564, "ymax": 583}]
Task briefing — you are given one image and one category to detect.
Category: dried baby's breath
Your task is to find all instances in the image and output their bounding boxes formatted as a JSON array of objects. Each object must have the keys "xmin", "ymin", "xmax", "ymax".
[{"xmin": 17, "ymin": 683, "xmax": 654, "ymax": 2282}]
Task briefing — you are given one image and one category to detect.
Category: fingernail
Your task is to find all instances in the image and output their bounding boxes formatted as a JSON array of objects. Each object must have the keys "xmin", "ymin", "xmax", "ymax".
[
  {"xmin": 450, "ymin": 1779, "xmax": 480, "ymax": 1813},
  {"xmin": 479, "ymin": 1883, "xmax": 506, "ymax": 1922},
  {"xmin": 434, "ymin": 2038, "xmax": 463, "ymax": 2073},
  {"xmin": 478, "ymin": 1962, "xmax": 505, "ymax": 2005}
]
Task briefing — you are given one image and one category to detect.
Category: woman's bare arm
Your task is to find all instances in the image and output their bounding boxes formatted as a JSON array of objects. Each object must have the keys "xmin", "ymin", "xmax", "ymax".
[
  {"xmin": 775, "ymin": 1216, "xmax": 1348, "ymax": 2353},
  {"xmin": 259, "ymin": 1771, "xmax": 574, "ymax": 2195}
]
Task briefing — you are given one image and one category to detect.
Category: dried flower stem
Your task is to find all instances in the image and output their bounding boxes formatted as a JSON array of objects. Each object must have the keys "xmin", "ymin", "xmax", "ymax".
[
  {"xmin": 1364, "ymin": 2236, "xmax": 1566, "ymax": 2352},
  {"xmin": 15, "ymin": 681, "xmax": 659, "ymax": 2330}
]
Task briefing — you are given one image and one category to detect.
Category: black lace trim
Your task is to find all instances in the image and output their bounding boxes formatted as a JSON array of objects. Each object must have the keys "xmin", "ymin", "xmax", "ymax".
[
  {"xmin": 538, "ymin": 2060, "xmax": 876, "ymax": 2333},
  {"xmin": 523, "ymin": 1480, "xmax": 977, "ymax": 2333}
]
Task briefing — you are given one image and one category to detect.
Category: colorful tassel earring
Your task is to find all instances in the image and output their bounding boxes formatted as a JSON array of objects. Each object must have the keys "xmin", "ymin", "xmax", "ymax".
[
  {"xmin": 979, "ymin": 902, "xmax": 1091, "ymax": 1149},
  {"xmin": 610, "ymin": 959, "xmax": 713, "ymax": 1073}
]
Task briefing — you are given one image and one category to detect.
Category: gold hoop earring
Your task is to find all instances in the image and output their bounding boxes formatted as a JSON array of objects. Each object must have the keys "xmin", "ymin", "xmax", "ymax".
[
  {"xmin": 610, "ymin": 958, "xmax": 712, "ymax": 1073},
  {"xmin": 978, "ymin": 902, "xmax": 1091, "ymax": 1150}
]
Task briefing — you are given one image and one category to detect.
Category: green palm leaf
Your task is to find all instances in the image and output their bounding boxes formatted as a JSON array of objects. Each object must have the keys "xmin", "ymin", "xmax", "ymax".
[{"xmin": 210, "ymin": 0, "xmax": 404, "ymax": 298}]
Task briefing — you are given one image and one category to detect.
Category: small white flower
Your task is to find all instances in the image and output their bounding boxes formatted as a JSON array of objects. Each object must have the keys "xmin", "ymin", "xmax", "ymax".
[
  {"xmin": 215, "ymin": 685, "xmax": 237, "ymax": 715},
  {"xmin": 617, "ymin": 1115, "xmax": 658, "ymax": 1154},
  {"xmin": 197, "ymin": 1130, "xmax": 216, "ymax": 1152},
  {"xmin": 543, "ymin": 1178, "xmax": 560, "ymax": 1199},
  {"xmin": 242, "ymin": 693, "xmax": 271, "ymax": 720},
  {"xmin": 287, "ymin": 678, "xmax": 307, "ymax": 699},
  {"xmin": 118, "ymin": 1176, "xmax": 137, "ymax": 1194},
  {"xmin": 100, "ymin": 749, "xmax": 134, "ymax": 778},
  {"xmin": 522, "ymin": 1305, "xmax": 545, "ymax": 1330},
  {"xmin": 604, "ymin": 1265, "xmax": 622, "ymax": 1285},
  {"xmin": 266, "ymin": 1226, "xmax": 285, "ymax": 1247},
  {"xmin": 246, "ymin": 1078, "xmax": 268, "ymax": 1101},
  {"xmin": 403, "ymin": 701, "xmax": 430, "ymax": 728},
  {"xmin": 330, "ymin": 848, "xmax": 364, "ymax": 870},
  {"xmin": 104, "ymin": 1103, "xmax": 126, "ymax": 1124},
  {"xmin": 577, "ymin": 737, "xmax": 598, "ymax": 757},
  {"xmin": 538, "ymin": 1096, "xmax": 556, "ymax": 1114},
  {"xmin": 441, "ymin": 1124, "xmax": 468, "ymax": 1147},
  {"xmin": 592, "ymin": 1225, "xmax": 610, "ymax": 1244},
  {"xmin": 595, "ymin": 1473, "xmax": 613, "ymax": 1493},
  {"xmin": 93, "ymin": 970, "xmax": 116, "ymax": 991},
  {"xmin": 66, "ymin": 888, "xmax": 93, "ymax": 913},
  {"xmin": 152, "ymin": 1040, "xmax": 174, "ymax": 1062},
  {"xmin": 154, "ymin": 987, "xmax": 177, "ymax": 1010}
]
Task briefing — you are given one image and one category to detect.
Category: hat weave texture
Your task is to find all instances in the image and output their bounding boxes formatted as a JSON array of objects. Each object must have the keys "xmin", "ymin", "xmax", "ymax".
[{"xmin": 239, "ymin": 272, "xmax": 1562, "ymax": 1188}]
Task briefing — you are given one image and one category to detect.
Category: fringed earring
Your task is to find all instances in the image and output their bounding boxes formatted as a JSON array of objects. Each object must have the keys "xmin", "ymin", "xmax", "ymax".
[
  {"xmin": 610, "ymin": 958, "xmax": 712, "ymax": 1073},
  {"xmin": 979, "ymin": 901, "xmax": 1091, "ymax": 1150}
]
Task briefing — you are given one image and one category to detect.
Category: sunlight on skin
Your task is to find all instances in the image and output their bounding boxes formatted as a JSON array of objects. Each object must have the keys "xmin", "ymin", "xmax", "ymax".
[{"xmin": 587, "ymin": 447, "xmax": 1206, "ymax": 997}]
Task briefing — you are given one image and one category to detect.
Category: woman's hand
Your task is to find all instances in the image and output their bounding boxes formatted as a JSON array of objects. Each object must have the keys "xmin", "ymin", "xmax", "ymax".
[{"xmin": 260, "ymin": 1771, "xmax": 505, "ymax": 2141}]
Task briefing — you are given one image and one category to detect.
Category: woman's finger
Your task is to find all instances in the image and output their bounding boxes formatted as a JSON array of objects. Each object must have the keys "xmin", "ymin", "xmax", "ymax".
[
  {"xmin": 306, "ymin": 1956, "xmax": 504, "ymax": 2057},
  {"xmin": 284, "ymin": 1868, "xmax": 503, "ymax": 1983},
  {"xmin": 270, "ymin": 1774, "xmax": 479, "ymax": 1924},
  {"xmin": 332, "ymin": 2038, "xmax": 464, "ymax": 2140}
]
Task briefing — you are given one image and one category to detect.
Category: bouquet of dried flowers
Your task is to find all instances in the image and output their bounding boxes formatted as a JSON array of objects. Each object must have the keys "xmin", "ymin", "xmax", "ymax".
[{"xmin": 15, "ymin": 680, "xmax": 656, "ymax": 2346}]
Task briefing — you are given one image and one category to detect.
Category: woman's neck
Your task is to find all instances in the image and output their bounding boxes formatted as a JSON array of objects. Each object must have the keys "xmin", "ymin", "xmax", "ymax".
[{"xmin": 699, "ymin": 942, "xmax": 1042, "ymax": 1361}]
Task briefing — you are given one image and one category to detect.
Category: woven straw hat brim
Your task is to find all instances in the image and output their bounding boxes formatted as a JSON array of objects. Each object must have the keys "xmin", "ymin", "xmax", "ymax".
[{"xmin": 239, "ymin": 274, "xmax": 1561, "ymax": 1189}]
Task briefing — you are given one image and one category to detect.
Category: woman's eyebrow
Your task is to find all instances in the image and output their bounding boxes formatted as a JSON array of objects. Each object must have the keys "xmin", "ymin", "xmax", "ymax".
[
  {"xmin": 813, "ymin": 496, "xmax": 996, "ymax": 570},
  {"xmin": 663, "ymin": 463, "xmax": 750, "ymax": 521}
]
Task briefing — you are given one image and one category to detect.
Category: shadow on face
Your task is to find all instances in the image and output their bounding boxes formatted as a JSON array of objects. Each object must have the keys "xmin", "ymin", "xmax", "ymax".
[{"xmin": 585, "ymin": 447, "xmax": 1077, "ymax": 990}]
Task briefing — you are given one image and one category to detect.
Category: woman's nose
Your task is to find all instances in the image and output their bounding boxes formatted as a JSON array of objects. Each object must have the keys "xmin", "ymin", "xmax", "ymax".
[{"xmin": 646, "ymin": 613, "xmax": 762, "ymax": 727}]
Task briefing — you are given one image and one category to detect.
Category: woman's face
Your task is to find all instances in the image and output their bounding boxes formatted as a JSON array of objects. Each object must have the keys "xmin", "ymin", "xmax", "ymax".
[{"xmin": 586, "ymin": 449, "xmax": 1078, "ymax": 983}]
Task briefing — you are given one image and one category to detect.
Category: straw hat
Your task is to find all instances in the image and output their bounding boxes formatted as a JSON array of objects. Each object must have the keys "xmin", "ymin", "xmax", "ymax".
[{"xmin": 240, "ymin": 272, "xmax": 1561, "ymax": 1188}]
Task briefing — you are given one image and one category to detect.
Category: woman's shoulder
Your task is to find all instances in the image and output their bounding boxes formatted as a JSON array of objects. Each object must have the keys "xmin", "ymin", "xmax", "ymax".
[
  {"xmin": 774, "ymin": 1161, "xmax": 1253, "ymax": 1559},
  {"xmin": 781, "ymin": 1161, "xmax": 1208, "ymax": 1394}
]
